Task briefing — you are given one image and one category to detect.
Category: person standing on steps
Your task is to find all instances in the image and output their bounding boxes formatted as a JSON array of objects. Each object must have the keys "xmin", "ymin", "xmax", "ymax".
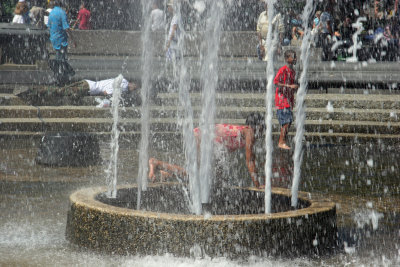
[
  {"xmin": 150, "ymin": 1, "xmax": 165, "ymax": 32},
  {"xmin": 47, "ymin": 0, "xmax": 76, "ymax": 85},
  {"xmin": 274, "ymin": 50, "xmax": 298, "ymax": 150},
  {"xmin": 12, "ymin": 0, "xmax": 30, "ymax": 24},
  {"xmin": 256, "ymin": 1, "xmax": 284, "ymax": 61},
  {"xmin": 165, "ymin": 0, "xmax": 181, "ymax": 62},
  {"xmin": 72, "ymin": 1, "xmax": 91, "ymax": 30}
]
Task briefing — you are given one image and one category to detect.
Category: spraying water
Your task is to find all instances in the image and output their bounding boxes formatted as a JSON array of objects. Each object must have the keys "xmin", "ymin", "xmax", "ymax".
[
  {"xmin": 291, "ymin": 0, "xmax": 315, "ymax": 208},
  {"xmin": 137, "ymin": 0, "xmax": 154, "ymax": 209},
  {"xmin": 174, "ymin": 2, "xmax": 202, "ymax": 215},
  {"xmin": 198, "ymin": 0, "xmax": 224, "ymax": 205},
  {"xmin": 264, "ymin": 0, "xmax": 278, "ymax": 214},
  {"xmin": 106, "ymin": 74, "xmax": 124, "ymax": 198},
  {"xmin": 346, "ymin": 16, "xmax": 367, "ymax": 63}
]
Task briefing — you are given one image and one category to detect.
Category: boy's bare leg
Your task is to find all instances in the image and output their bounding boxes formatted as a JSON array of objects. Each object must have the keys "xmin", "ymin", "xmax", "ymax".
[
  {"xmin": 148, "ymin": 158, "xmax": 158, "ymax": 181},
  {"xmin": 278, "ymin": 124, "xmax": 291, "ymax": 150},
  {"xmin": 148, "ymin": 158, "xmax": 187, "ymax": 182}
]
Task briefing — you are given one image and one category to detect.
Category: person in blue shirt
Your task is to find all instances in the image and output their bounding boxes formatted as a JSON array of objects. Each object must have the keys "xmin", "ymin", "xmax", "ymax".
[
  {"xmin": 47, "ymin": 0, "xmax": 72, "ymax": 61},
  {"xmin": 47, "ymin": 0, "xmax": 75, "ymax": 85}
]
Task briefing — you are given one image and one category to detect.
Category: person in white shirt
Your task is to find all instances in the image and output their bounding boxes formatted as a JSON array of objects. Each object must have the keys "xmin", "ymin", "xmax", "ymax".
[
  {"xmin": 29, "ymin": 6, "xmax": 46, "ymax": 27},
  {"xmin": 166, "ymin": 0, "xmax": 180, "ymax": 61},
  {"xmin": 12, "ymin": 0, "xmax": 30, "ymax": 24},
  {"xmin": 256, "ymin": 2, "xmax": 284, "ymax": 61},
  {"xmin": 86, "ymin": 78, "xmax": 137, "ymax": 96},
  {"xmin": 44, "ymin": 1, "xmax": 54, "ymax": 27},
  {"xmin": 49, "ymin": 77, "xmax": 138, "ymax": 97},
  {"xmin": 150, "ymin": 1, "xmax": 165, "ymax": 32}
]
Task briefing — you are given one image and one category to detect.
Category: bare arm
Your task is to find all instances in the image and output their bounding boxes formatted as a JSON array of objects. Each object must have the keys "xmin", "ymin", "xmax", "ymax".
[
  {"xmin": 72, "ymin": 19, "xmax": 79, "ymax": 29},
  {"xmin": 245, "ymin": 129, "xmax": 260, "ymax": 188},
  {"xmin": 256, "ymin": 14, "xmax": 264, "ymax": 52},
  {"xmin": 327, "ymin": 20, "xmax": 333, "ymax": 36},
  {"xmin": 276, "ymin": 82, "xmax": 298, "ymax": 90},
  {"xmin": 257, "ymin": 32, "xmax": 263, "ymax": 46},
  {"xmin": 257, "ymin": 32, "xmax": 265, "ymax": 56},
  {"xmin": 166, "ymin": 24, "xmax": 177, "ymax": 50}
]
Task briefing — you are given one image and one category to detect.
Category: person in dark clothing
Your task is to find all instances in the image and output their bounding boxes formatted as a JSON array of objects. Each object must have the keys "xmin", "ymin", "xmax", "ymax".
[
  {"xmin": 336, "ymin": 16, "xmax": 355, "ymax": 59},
  {"xmin": 318, "ymin": 10, "xmax": 334, "ymax": 61}
]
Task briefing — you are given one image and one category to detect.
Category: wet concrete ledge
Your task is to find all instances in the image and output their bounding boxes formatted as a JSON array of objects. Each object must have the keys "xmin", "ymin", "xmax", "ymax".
[
  {"xmin": 2, "ymin": 58, "xmax": 400, "ymax": 86},
  {"xmin": 66, "ymin": 184, "xmax": 337, "ymax": 258},
  {"xmin": 2, "ymin": 26, "xmax": 400, "ymax": 85}
]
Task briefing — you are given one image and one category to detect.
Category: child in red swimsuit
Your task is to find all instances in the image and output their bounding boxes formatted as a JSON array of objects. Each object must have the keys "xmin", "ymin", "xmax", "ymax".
[
  {"xmin": 274, "ymin": 49, "xmax": 298, "ymax": 150},
  {"xmin": 148, "ymin": 113, "xmax": 265, "ymax": 188}
]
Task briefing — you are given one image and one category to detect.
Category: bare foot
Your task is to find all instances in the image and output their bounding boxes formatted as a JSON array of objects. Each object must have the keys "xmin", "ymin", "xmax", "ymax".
[
  {"xmin": 148, "ymin": 158, "xmax": 156, "ymax": 182},
  {"xmin": 278, "ymin": 143, "xmax": 291, "ymax": 150}
]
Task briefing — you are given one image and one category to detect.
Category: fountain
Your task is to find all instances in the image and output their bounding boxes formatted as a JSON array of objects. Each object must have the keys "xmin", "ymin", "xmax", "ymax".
[
  {"xmin": 1, "ymin": 0, "xmax": 400, "ymax": 266},
  {"xmin": 66, "ymin": 184, "xmax": 336, "ymax": 258},
  {"xmin": 65, "ymin": 0, "xmax": 337, "ymax": 259}
]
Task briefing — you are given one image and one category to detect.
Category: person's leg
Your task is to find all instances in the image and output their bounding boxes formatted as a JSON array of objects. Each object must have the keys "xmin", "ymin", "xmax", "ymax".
[
  {"xmin": 54, "ymin": 46, "xmax": 71, "ymax": 85},
  {"xmin": 148, "ymin": 157, "xmax": 186, "ymax": 182},
  {"xmin": 277, "ymin": 108, "xmax": 292, "ymax": 149},
  {"xmin": 321, "ymin": 33, "xmax": 332, "ymax": 61},
  {"xmin": 55, "ymin": 48, "xmax": 63, "ymax": 61},
  {"xmin": 292, "ymin": 27, "xmax": 298, "ymax": 41},
  {"xmin": 57, "ymin": 80, "xmax": 88, "ymax": 96},
  {"xmin": 69, "ymin": 80, "xmax": 89, "ymax": 96},
  {"xmin": 278, "ymin": 124, "xmax": 290, "ymax": 150}
]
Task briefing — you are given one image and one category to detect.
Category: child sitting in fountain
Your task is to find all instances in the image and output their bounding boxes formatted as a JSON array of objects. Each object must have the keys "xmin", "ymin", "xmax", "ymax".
[
  {"xmin": 274, "ymin": 49, "xmax": 298, "ymax": 150},
  {"xmin": 148, "ymin": 113, "xmax": 266, "ymax": 188}
]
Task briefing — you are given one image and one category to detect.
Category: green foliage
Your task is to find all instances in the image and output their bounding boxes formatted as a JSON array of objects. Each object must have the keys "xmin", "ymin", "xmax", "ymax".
[{"xmin": 2, "ymin": 0, "xmax": 16, "ymax": 17}]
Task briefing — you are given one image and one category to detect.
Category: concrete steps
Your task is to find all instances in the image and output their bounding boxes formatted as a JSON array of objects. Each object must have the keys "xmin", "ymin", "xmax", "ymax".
[
  {"xmin": 0, "ymin": 117, "xmax": 398, "ymax": 135},
  {"xmin": 0, "ymin": 94, "xmax": 27, "ymax": 105},
  {"xmin": 1, "ymin": 102, "xmax": 398, "ymax": 123},
  {"xmin": 0, "ymin": 91, "xmax": 399, "ymax": 144},
  {"xmin": 156, "ymin": 92, "xmax": 400, "ymax": 109}
]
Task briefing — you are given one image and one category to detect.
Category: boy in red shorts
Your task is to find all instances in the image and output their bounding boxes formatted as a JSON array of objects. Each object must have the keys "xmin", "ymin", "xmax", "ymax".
[{"xmin": 274, "ymin": 50, "xmax": 298, "ymax": 150}]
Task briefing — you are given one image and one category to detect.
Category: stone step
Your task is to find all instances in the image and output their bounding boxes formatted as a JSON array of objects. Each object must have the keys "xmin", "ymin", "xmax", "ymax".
[
  {"xmin": 0, "ymin": 94, "xmax": 27, "ymax": 106},
  {"xmin": 0, "ymin": 106, "xmax": 136, "ymax": 119},
  {"xmin": 156, "ymin": 92, "xmax": 400, "ymax": 109},
  {"xmin": 3, "ymin": 55, "xmax": 400, "ymax": 85},
  {"xmin": 0, "ymin": 130, "xmax": 398, "ymax": 149},
  {"xmin": 0, "ymin": 85, "xmax": 14, "ymax": 94},
  {"xmin": 304, "ymin": 107, "xmax": 399, "ymax": 122},
  {"xmin": 1, "ymin": 106, "xmax": 398, "ymax": 123},
  {"xmin": 0, "ymin": 117, "xmax": 399, "ymax": 135},
  {"xmin": 14, "ymin": 92, "xmax": 400, "ymax": 109}
]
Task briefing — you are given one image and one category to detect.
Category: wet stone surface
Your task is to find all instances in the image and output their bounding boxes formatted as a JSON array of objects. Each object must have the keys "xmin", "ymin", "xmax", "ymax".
[
  {"xmin": 0, "ymin": 140, "xmax": 399, "ymax": 265},
  {"xmin": 96, "ymin": 186, "xmax": 310, "ymax": 215},
  {"xmin": 67, "ymin": 185, "xmax": 336, "ymax": 259}
]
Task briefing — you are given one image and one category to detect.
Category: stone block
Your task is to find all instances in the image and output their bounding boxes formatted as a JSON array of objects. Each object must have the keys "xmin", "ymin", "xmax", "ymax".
[{"xmin": 36, "ymin": 132, "xmax": 100, "ymax": 166}]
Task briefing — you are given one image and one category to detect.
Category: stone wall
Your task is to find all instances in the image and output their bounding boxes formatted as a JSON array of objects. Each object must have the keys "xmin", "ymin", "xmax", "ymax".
[{"xmin": 68, "ymin": 30, "xmax": 260, "ymax": 57}]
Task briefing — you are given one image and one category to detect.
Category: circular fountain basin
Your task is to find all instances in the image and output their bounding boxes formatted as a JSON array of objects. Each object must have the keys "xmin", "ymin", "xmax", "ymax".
[{"xmin": 66, "ymin": 184, "xmax": 337, "ymax": 258}]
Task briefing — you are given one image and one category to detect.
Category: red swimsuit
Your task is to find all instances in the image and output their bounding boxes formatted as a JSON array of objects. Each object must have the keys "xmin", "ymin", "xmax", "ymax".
[{"xmin": 194, "ymin": 124, "xmax": 248, "ymax": 152}]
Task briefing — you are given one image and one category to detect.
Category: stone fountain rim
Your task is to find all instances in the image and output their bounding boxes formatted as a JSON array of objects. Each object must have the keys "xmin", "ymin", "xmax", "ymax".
[{"xmin": 70, "ymin": 183, "xmax": 335, "ymax": 221}]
